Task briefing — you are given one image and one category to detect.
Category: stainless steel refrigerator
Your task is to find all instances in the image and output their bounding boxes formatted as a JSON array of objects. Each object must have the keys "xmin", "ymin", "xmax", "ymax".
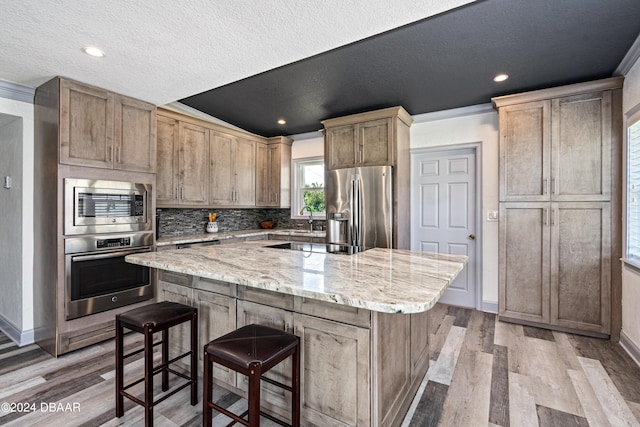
[{"xmin": 325, "ymin": 165, "xmax": 393, "ymax": 253}]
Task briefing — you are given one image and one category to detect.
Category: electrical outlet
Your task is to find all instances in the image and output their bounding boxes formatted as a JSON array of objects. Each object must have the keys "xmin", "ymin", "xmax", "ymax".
[
  {"xmin": 486, "ymin": 210, "xmax": 498, "ymax": 221},
  {"xmin": 4, "ymin": 176, "xmax": 11, "ymax": 189}
]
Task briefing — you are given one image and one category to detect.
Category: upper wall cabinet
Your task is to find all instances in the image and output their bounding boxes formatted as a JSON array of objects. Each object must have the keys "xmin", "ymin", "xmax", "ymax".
[
  {"xmin": 59, "ymin": 78, "xmax": 156, "ymax": 172},
  {"xmin": 155, "ymin": 108, "xmax": 291, "ymax": 209},
  {"xmin": 496, "ymin": 83, "xmax": 613, "ymax": 202},
  {"xmin": 210, "ymin": 131, "xmax": 256, "ymax": 207},
  {"xmin": 256, "ymin": 137, "xmax": 292, "ymax": 208},
  {"xmin": 322, "ymin": 107, "xmax": 412, "ymax": 170}
]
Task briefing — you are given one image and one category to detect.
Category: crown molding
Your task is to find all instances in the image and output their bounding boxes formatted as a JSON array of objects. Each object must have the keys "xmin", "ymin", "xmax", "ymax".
[
  {"xmin": 412, "ymin": 103, "xmax": 495, "ymax": 123},
  {"xmin": 616, "ymin": 33, "xmax": 640, "ymax": 76},
  {"xmin": 0, "ymin": 80, "xmax": 35, "ymax": 103}
]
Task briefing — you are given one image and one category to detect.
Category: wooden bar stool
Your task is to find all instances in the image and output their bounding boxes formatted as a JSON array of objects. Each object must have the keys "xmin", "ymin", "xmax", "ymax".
[
  {"xmin": 203, "ymin": 324, "xmax": 300, "ymax": 427},
  {"xmin": 115, "ymin": 301, "xmax": 198, "ymax": 427}
]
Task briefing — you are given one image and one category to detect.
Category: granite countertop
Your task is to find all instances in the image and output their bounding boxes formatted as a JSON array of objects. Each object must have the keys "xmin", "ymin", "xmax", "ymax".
[
  {"xmin": 156, "ymin": 229, "xmax": 326, "ymax": 246},
  {"xmin": 127, "ymin": 240, "xmax": 467, "ymax": 314}
]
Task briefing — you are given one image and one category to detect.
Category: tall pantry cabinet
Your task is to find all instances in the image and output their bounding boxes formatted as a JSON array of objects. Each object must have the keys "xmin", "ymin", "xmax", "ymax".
[{"xmin": 492, "ymin": 77, "xmax": 623, "ymax": 337}]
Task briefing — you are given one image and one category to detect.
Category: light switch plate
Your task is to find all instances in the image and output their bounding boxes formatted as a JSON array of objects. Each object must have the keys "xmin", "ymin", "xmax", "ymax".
[{"xmin": 487, "ymin": 210, "xmax": 498, "ymax": 221}]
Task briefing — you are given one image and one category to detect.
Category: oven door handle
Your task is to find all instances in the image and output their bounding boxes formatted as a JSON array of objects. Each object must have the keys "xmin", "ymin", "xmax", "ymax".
[{"xmin": 71, "ymin": 248, "xmax": 151, "ymax": 262}]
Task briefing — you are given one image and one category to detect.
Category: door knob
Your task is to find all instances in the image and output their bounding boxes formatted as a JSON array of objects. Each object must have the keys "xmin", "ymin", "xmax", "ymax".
[{"xmin": 468, "ymin": 234, "xmax": 476, "ymax": 240}]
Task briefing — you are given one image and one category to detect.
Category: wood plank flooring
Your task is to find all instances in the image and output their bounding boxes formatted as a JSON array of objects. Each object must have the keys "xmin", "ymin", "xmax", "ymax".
[{"xmin": 1, "ymin": 304, "xmax": 639, "ymax": 426}]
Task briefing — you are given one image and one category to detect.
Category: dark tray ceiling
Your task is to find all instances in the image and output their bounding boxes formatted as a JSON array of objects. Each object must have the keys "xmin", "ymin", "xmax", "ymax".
[{"xmin": 180, "ymin": 0, "xmax": 640, "ymax": 137}]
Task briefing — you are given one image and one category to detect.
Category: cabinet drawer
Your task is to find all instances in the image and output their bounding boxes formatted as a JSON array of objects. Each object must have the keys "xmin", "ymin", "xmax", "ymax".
[
  {"xmin": 158, "ymin": 270, "xmax": 193, "ymax": 287},
  {"xmin": 195, "ymin": 277, "xmax": 237, "ymax": 297},
  {"xmin": 295, "ymin": 297, "xmax": 370, "ymax": 328},
  {"xmin": 237, "ymin": 285, "xmax": 294, "ymax": 310}
]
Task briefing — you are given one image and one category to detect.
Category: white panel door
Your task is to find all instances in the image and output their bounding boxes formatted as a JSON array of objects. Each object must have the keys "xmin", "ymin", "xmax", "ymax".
[{"xmin": 411, "ymin": 148, "xmax": 477, "ymax": 308}]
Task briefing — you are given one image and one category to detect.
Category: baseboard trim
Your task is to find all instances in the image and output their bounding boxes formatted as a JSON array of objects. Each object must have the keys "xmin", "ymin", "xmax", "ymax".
[
  {"xmin": 620, "ymin": 330, "xmax": 640, "ymax": 368},
  {"xmin": 481, "ymin": 301, "xmax": 498, "ymax": 313},
  {"xmin": 0, "ymin": 314, "xmax": 35, "ymax": 346}
]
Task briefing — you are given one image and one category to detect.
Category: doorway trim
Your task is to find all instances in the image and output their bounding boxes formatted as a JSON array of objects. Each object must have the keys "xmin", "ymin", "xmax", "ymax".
[{"xmin": 410, "ymin": 142, "xmax": 483, "ymax": 310}]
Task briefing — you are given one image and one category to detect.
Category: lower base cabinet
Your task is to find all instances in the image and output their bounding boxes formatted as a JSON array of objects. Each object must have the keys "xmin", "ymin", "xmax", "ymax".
[{"xmin": 157, "ymin": 270, "xmax": 430, "ymax": 426}]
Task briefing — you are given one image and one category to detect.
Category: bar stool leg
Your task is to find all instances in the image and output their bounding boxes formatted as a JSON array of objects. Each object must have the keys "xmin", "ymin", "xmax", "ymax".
[
  {"xmin": 161, "ymin": 329, "xmax": 169, "ymax": 392},
  {"xmin": 292, "ymin": 339, "xmax": 300, "ymax": 427},
  {"xmin": 115, "ymin": 315, "xmax": 124, "ymax": 418},
  {"xmin": 203, "ymin": 352, "xmax": 212, "ymax": 427},
  {"xmin": 144, "ymin": 324, "xmax": 154, "ymax": 427},
  {"xmin": 190, "ymin": 311, "xmax": 198, "ymax": 405},
  {"xmin": 248, "ymin": 362, "xmax": 261, "ymax": 427}
]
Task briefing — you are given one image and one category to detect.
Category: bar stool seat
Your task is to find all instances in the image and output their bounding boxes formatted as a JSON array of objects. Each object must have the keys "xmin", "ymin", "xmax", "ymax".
[
  {"xmin": 203, "ymin": 324, "xmax": 300, "ymax": 427},
  {"xmin": 116, "ymin": 301, "xmax": 198, "ymax": 427}
]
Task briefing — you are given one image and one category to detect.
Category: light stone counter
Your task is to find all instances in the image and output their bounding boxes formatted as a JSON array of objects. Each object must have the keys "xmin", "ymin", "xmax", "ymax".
[
  {"xmin": 127, "ymin": 239, "xmax": 467, "ymax": 314},
  {"xmin": 156, "ymin": 229, "xmax": 326, "ymax": 246}
]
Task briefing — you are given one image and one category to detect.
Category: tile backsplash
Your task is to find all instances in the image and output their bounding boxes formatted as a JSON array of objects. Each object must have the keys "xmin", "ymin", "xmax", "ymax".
[{"xmin": 157, "ymin": 208, "xmax": 325, "ymax": 237}]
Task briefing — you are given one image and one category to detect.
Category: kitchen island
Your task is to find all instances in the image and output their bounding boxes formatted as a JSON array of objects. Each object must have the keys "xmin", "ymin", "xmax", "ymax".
[{"xmin": 126, "ymin": 240, "xmax": 466, "ymax": 427}]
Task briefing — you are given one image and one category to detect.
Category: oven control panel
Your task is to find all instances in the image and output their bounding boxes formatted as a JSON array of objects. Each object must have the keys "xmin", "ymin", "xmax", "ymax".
[{"xmin": 96, "ymin": 237, "xmax": 131, "ymax": 249}]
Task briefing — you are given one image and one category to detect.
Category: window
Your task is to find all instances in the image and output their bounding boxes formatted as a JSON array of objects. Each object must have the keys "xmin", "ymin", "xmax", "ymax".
[
  {"xmin": 626, "ymin": 109, "xmax": 640, "ymax": 265},
  {"xmin": 292, "ymin": 157, "xmax": 325, "ymax": 219}
]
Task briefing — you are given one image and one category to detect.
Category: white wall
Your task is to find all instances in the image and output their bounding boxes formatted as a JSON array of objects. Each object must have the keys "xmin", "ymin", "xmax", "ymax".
[
  {"xmin": 622, "ymin": 55, "xmax": 640, "ymax": 355},
  {"xmin": 410, "ymin": 107, "xmax": 500, "ymax": 306},
  {"xmin": 0, "ymin": 97, "xmax": 34, "ymax": 345}
]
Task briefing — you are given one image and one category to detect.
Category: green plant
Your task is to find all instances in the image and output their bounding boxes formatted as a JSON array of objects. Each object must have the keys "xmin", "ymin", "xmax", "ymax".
[{"xmin": 303, "ymin": 183, "xmax": 325, "ymax": 212}]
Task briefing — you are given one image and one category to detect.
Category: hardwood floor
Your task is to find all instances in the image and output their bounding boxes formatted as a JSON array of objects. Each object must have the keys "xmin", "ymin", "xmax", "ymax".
[{"xmin": 1, "ymin": 304, "xmax": 639, "ymax": 426}]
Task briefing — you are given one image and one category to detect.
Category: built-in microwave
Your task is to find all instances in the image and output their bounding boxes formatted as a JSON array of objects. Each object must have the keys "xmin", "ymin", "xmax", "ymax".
[{"xmin": 64, "ymin": 178, "xmax": 151, "ymax": 235}]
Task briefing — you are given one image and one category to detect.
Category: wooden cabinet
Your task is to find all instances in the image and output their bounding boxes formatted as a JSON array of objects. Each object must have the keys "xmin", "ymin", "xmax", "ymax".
[
  {"xmin": 59, "ymin": 78, "xmax": 156, "ymax": 172},
  {"xmin": 494, "ymin": 77, "xmax": 622, "ymax": 336},
  {"xmin": 157, "ymin": 117, "xmax": 209, "ymax": 206},
  {"xmin": 324, "ymin": 117, "xmax": 393, "ymax": 170},
  {"xmin": 499, "ymin": 92, "xmax": 611, "ymax": 202},
  {"xmin": 156, "ymin": 115, "xmax": 180, "ymax": 204},
  {"xmin": 210, "ymin": 131, "xmax": 255, "ymax": 206},
  {"xmin": 256, "ymin": 137, "xmax": 292, "ymax": 207},
  {"xmin": 180, "ymin": 122, "xmax": 210, "ymax": 205},
  {"xmin": 294, "ymin": 313, "xmax": 370, "ymax": 427}
]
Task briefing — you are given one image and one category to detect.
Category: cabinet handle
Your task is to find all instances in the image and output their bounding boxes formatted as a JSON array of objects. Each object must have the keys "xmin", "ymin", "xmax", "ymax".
[
  {"xmin": 551, "ymin": 178, "xmax": 556, "ymax": 195},
  {"xmin": 543, "ymin": 208, "xmax": 548, "ymax": 225},
  {"xmin": 543, "ymin": 178, "xmax": 548, "ymax": 195},
  {"xmin": 117, "ymin": 146, "xmax": 121, "ymax": 163},
  {"xmin": 180, "ymin": 187, "xmax": 184, "ymax": 199},
  {"xmin": 551, "ymin": 208, "xmax": 556, "ymax": 225},
  {"xmin": 108, "ymin": 146, "xmax": 113, "ymax": 162},
  {"xmin": 175, "ymin": 186, "xmax": 178, "ymax": 198}
]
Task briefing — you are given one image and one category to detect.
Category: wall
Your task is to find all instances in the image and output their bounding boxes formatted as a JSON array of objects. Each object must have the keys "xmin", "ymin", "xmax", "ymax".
[
  {"xmin": 0, "ymin": 96, "xmax": 34, "ymax": 345},
  {"xmin": 409, "ymin": 107, "xmax": 500, "ymax": 308},
  {"xmin": 622, "ymin": 54, "xmax": 640, "ymax": 360}
]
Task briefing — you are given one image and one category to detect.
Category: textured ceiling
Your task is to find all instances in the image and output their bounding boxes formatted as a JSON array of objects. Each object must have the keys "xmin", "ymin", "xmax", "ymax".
[
  {"xmin": 0, "ymin": 0, "xmax": 473, "ymax": 106},
  {"xmin": 181, "ymin": 0, "xmax": 640, "ymax": 136}
]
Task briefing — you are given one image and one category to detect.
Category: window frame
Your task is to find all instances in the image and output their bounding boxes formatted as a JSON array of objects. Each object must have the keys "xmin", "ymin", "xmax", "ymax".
[
  {"xmin": 291, "ymin": 156, "xmax": 326, "ymax": 220},
  {"xmin": 624, "ymin": 105, "xmax": 640, "ymax": 269}
]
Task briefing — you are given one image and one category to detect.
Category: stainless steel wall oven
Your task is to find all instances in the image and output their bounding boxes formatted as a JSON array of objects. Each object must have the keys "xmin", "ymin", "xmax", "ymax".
[{"xmin": 64, "ymin": 233, "xmax": 154, "ymax": 320}]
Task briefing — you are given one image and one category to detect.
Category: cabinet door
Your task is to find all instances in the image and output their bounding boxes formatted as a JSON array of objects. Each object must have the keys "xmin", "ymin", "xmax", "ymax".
[
  {"xmin": 294, "ymin": 313, "xmax": 370, "ymax": 427},
  {"xmin": 550, "ymin": 202, "xmax": 611, "ymax": 333},
  {"xmin": 499, "ymin": 203, "xmax": 551, "ymax": 323},
  {"xmin": 551, "ymin": 91, "xmax": 611, "ymax": 201},
  {"xmin": 179, "ymin": 122, "xmax": 209, "ymax": 205},
  {"xmin": 59, "ymin": 79, "xmax": 114, "ymax": 168},
  {"xmin": 114, "ymin": 95, "xmax": 156, "ymax": 173},
  {"xmin": 498, "ymin": 100, "xmax": 551, "ymax": 201},
  {"xmin": 359, "ymin": 118, "xmax": 393, "ymax": 166},
  {"xmin": 210, "ymin": 131, "xmax": 234, "ymax": 205},
  {"xmin": 234, "ymin": 138, "xmax": 256, "ymax": 206},
  {"xmin": 156, "ymin": 115, "xmax": 180, "ymax": 205},
  {"xmin": 255, "ymin": 142, "xmax": 271, "ymax": 206},
  {"xmin": 236, "ymin": 300, "xmax": 294, "ymax": 415},
  {"xmin": 157, "ymin": 281, "xmax": 193, "ymax": 367},
  {"xmin": 325, "ymin": 124, "xmax": 357, "ymax": 169},
  {"xmin": 193, "ymin": 289, "xmax": 236, "ymax": 386}
]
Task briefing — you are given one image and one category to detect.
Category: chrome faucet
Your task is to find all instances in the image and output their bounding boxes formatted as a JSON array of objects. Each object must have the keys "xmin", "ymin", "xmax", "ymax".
[{"xmin": 300, "ymin": 205, "xmax": 314, "ymax": 232}]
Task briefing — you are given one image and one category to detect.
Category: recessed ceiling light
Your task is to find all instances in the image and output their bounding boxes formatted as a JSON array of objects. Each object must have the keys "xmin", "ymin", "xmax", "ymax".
[
  {"xmin": 493, "ymin": 73, "xmax": 509, "ymax": 82},
  {"xmin": 277, "ymin": 119, "xmax": 286, "ymax": 125},
  {"xmin": 82, "ymin": 46, "xmax": 106, "ymax": 58}
]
